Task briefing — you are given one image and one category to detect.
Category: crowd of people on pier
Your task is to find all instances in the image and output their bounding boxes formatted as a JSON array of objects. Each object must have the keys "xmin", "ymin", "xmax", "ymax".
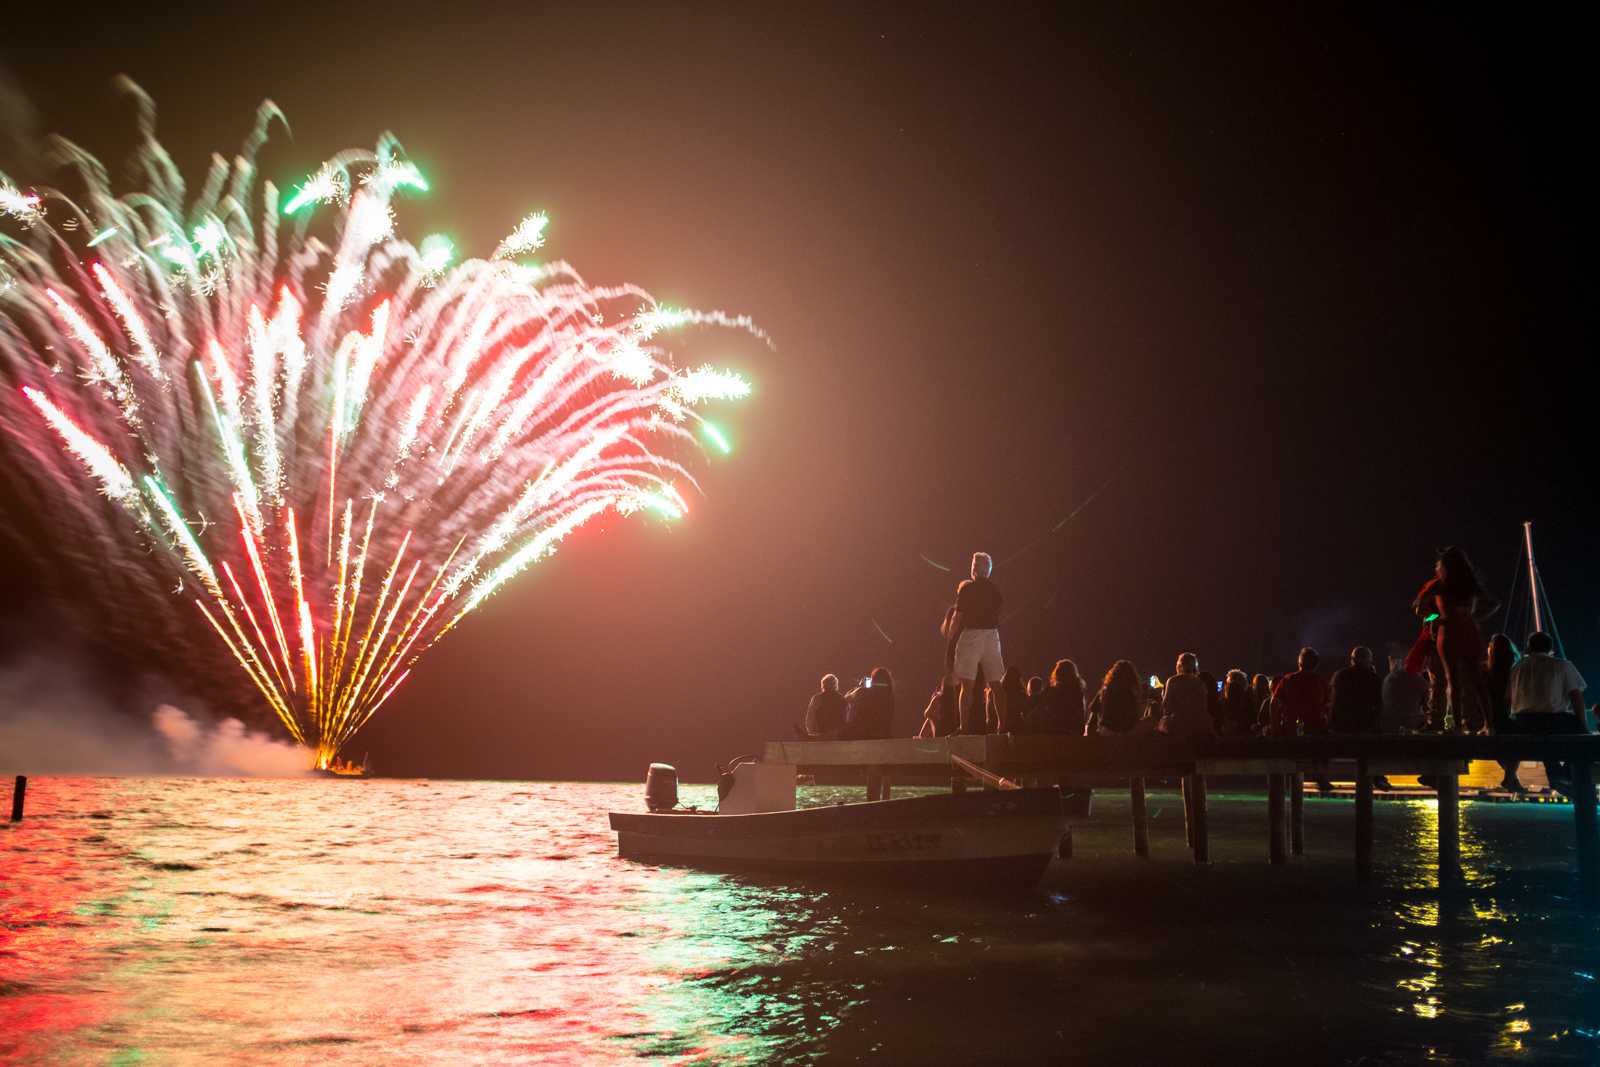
[{"xmin": 799, "ymin": 547, "xmax": 1591, "ymax": 793}]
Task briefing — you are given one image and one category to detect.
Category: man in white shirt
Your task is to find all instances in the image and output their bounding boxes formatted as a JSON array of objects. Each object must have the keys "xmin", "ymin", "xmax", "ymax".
[{"xmin": 1506, "ymin": 631, "xmax": 1589, "ymax": 788}]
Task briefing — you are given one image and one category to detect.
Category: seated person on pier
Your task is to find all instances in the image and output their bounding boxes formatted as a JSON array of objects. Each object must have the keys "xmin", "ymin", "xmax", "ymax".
[
  {"xmin": 1380, "ymin": 648, "xmax": 1428, "ymax": 734},
  {"xmin": 1330, "ymin": 646, "xmax": 1382, "ymax": 733},
  {"xmin": 1159, "ymin": 652, "xmax": 1214, "ymax": 736},
  {"xmin": 802, "ymin": 674, "xmax": 847, "ymax": 739},
  {"xmin": 1486, "ymin": 633, "xmax": 1524, "ymax": 792},
  {"xmin": 917, "ymin": 673, "xmax": 960, "ymax": 738},
  {"xmin": 1219, "ymin": 669, "xmax": 1255, "ymax": 735},
  {"xmin": 843, "ymin": 668, "xmax": 896, "ymax": 740},
  {"xmin": 1025, "ymin": 675, "xmax": 1046, "ymax": 715},
  {"xmin": 1271, "ymin": 647, "xmax": 1328, "ymax": 735},
  {"xmin": 1087, "ymin": 660, "xmax": 1142, "ymax": 735},
  {"xmin": 1506, "ymin": 631, "xmax": 1588, "ymax": 789},
  {"xmin": 1028, "ymin": 659, "xmax": 1086, "ymax": 735},
  {"xmin": 996, "ymin": 666, "xmax": 1028, "ymax": 733}
]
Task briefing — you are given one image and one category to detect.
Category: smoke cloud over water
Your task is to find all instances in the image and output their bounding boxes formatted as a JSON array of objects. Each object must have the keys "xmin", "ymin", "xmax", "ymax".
[{"xmin": 0, "ymin": 652, "xmax": 308, "ymax": 776}]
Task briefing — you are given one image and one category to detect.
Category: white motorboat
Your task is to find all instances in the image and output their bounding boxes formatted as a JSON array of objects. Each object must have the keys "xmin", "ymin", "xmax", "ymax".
[{"xmin": 608, "ymin": 759, "xmax": 1071, "ymax": 889}]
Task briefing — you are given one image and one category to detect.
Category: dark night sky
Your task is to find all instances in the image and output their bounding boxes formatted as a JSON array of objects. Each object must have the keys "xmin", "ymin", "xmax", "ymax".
[{"xmin": 1, "ymin": 6, "xmax": 1594, "ymax": 779}]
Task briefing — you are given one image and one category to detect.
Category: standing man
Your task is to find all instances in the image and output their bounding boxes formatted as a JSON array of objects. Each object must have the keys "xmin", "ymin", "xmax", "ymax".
[
  {"xmin": 1507, "ymin": 631, "xmax": 1589, "ymax": 790},
  {"xmin": 945, "ymin": 551, "xmax": 1004, "ymax": 733}
]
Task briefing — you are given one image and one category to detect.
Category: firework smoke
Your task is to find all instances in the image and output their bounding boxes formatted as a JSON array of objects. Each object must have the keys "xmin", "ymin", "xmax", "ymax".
[{"xmin": 0, "ymin": 82, "xmax": 756, "ymax": 768}]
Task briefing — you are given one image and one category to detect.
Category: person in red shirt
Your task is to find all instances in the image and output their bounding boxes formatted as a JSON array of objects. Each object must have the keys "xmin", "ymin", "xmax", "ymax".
[{"xmin": 1272, "ymin": 647, "xmax": 1329, "ymax": 735}]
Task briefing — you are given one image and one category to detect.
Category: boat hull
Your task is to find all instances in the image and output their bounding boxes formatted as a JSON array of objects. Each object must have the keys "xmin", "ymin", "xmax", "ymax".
[{"xmin": 609, "ymin": 788, "xmax": 1066, "ymax": 890}]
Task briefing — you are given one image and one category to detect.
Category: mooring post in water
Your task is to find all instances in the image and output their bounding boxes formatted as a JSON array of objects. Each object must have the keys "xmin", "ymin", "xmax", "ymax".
[
  {"xmin": 1437, "ymin": 766, "xmax": 1460, "ymax": 882},
  {"xmin": 1268, "ymin": 773, "xmax": 1287, "ymax": 865},
  {"xmin": 1190, "ymin": 773, "xmax": 1209, "ymax": 864},
  {"xmin": 1571, "ymin": 757, "xmax": 1599, "ymax": 912},
  {"xmin": 10, "ymin": 775, "xmax": 25, "ymax": 823},
  {"xmin": 1130, "ymin": 776, "xmax": 1149, "ymax": 858},
  {"xmin": 1355, "ymin": 759, "xmax": 1374, "ymax": 879},
  {"xmin": 1290, "ymin": 772, "xmax": 1305, "ymax": 856}
]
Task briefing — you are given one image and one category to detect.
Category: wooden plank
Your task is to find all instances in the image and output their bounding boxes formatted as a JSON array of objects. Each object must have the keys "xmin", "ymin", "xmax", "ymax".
[
  {"xmin": 1355, "ymin": 758, "xmax": 1374, "ymax": 879},
  {"xmin": 1268, "ymin": 774, "xmax": 1286, "ymax": 865},
  {"xmin": 1572, "ymin": 760, "xmax": 1600, "ymax": 912},
  {"xmin": 1198, "ymin": 758, "xmax": 1301, "ymax": 775},
  {"xmin": 1130, "ymin": 776, "xmax": 1149, "ymax": 858}
]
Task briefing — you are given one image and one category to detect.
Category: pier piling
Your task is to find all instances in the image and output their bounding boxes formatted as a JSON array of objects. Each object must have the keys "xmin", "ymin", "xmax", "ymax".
[
  {"xmin": 1130, "ymin": 777, "xmax": 1149, "ymax": 857},
  {"xmin": 1268, "ymin": 774, "xmax": 1287, "ymax": 864},
  {"xmin": 10, "ymin": 775, "xmax": 25, "ymax": 823},
  {"xmin": 1189, "ymin": 773, "xmax": 1209, "ymax": 863},
  {"xmin": 1290, "ymin": 773, "xmax": 1305, "ymax": 856},
  {"xmin": 1182, "ymin": 775, "xmax": 1194, "ymax": 848},
  {"xmin": 1571, "ymin": 760, "xmax": 1599, "ymax": 911},
  {"xmin": 1437, "ymin": 768, "xmax": 1460, "ymax": 881},
  {"xmin": 1355, "ymin": 759, "xmax": 1374, "ymax": 879}
]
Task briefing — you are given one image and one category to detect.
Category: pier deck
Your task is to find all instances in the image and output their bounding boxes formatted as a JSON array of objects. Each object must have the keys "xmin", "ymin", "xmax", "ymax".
[{"xmin": 763, "ymin": 734, "xmax": 1600, "ymax": 908}]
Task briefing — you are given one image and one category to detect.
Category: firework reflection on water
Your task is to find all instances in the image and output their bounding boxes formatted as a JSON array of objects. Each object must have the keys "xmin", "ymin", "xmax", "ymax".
[{"xmin": 2, "ymin": 780, "xmax": 1597, "ymax": 1063}]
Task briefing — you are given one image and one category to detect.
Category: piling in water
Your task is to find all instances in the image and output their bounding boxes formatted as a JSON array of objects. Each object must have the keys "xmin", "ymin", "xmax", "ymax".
[
  {"xmin": 10, "ymin": 775, "xmax": 25, "ymax": 823},
  {"xmin": 1268, "ymin": 774, "xmax": 1287, "ymax": 864},
  {"xmin": 1571, "ymin": 760, "xmax": 1599, "ymax": 911},
  {"xmin": 1290, "ymin": 773, "xmax": 1305, "ymax": 856},
  {"xmin": 1437, "ymin": 770, "xmax": 1460, "ymax": 881},
  {"xmin": 1189, "ymin": 773, "xmax": 1209, "ymax": 864},
  {"xmin": 1355, "ymin": 759, "xmax": 1374, "ymax": 879},
  {"xmin": 1129, "ymin": 776, "xmax": 1149, "ymax": 857}
]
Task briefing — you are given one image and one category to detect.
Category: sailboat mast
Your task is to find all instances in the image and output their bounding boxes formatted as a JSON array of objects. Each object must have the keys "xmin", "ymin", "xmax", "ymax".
[{"xmin": 1523, "ymin": 520, "xmax": 1543, "ymax": 634}]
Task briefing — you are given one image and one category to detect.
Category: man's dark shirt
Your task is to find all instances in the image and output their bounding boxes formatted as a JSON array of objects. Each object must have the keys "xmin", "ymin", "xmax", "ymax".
[
  {"xmin": 1330, "ymin": 665, "xmax": 1383, "ymax": 733},
  {"xmin": 954, "ymin": 577, "xmax": 1003, "ymax": 629},
  {"xmin": 805, "ymin": 690, "xmax": 846, "ymax": 737}
]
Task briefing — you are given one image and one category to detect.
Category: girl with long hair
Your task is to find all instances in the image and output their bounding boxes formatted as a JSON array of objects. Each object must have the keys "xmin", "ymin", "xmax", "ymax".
[
  {"xmin": 1029, "ymin": 658, "xmax": 1087, "ymax": 733},
  {"xmin": 1087, "ymin": 659, "xmax": 1141, "ymax": 735}
]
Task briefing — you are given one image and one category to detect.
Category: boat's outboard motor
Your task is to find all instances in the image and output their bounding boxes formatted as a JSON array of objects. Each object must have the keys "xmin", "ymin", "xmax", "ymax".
[{"xmin": 645, "ymin": 763, "xmax": 679, "ymax": 812}]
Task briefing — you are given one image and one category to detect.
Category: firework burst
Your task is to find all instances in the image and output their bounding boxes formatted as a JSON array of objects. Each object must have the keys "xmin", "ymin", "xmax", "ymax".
[{"xmin": 0, "ymin": 83, "xmax": 757, "ymax": 768}]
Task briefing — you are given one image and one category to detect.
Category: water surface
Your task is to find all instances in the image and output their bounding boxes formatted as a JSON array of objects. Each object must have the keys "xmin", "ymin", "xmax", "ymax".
[{"xmin": 3, "ymin": 778, "xmax": 1597, "ymax": 1063}]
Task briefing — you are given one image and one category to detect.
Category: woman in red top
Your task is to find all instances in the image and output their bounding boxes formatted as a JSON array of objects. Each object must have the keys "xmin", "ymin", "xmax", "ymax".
[{"xmin": 1412, "ymin": 546, "xmax": 1497, "ymax": 733}]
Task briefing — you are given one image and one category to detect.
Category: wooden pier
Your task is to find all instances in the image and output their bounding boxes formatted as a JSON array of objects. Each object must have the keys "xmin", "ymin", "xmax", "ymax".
[{"xmin": 763, "ymin": 734, "xmax": 1600, "ymax": 909}]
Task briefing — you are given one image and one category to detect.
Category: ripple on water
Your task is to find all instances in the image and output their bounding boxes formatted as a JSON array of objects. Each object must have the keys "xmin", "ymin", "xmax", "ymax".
[{"xmin": 3, "ymin": 779, "xmax": 1599, "ymax": 1065}]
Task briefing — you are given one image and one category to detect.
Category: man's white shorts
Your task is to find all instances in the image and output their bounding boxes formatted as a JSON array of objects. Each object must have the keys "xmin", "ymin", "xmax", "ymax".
[{"xmin": 953, "ymin": 628, "xmax": 1004, "ymax": 683}]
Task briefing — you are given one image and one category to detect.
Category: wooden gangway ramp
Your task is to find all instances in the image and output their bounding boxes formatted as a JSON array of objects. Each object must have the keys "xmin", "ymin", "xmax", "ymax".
[{"xmin": 762, "ymin": 734, "xmax": 1600, "ymax": 909}]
